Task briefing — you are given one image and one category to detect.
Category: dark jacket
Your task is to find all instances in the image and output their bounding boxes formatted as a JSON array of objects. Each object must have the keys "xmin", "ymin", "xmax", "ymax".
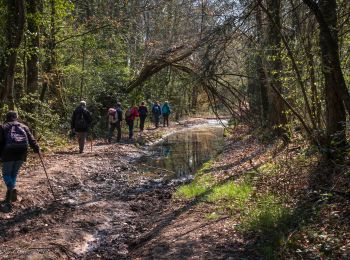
[
  {"xmin": 152, "ymin": 104, "xmax": 161, "ymax": 116},
  {"xmin": 116, "ymin": 107, "xmax": 123, "ymax": 122},
  {"xmin": 0, "ymin": 121, "xmax": 40, "ymax": 162},
  {"xmin": 71, "ymin": 106, "xmax": 92, "ymax": 132},
  {"xmin": 138, "ymin": 105, "xmax": 148, "ymax": 117}
]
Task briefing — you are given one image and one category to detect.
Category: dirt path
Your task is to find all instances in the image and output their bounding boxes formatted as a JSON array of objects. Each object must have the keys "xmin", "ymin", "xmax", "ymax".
[
  {"xmin": 129, "ymin": 126, "xmax": 266, "ymax": 259},
  {"xmin": 0, "ymin": 120, "xmax": 261, "ymax": 259}
]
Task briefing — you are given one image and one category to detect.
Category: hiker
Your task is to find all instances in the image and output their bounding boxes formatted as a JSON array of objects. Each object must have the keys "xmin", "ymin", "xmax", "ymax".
[
  {"xmin": 138, "ymin": 101, "xmax": 148, "ymax": 132},
  {"xmin": 151, "ymin": 101, "xmax": 162, "ymax": 128},
  {"xmin": 71, "ymin": 101, "xmax": 92, "ymax": 153},
  {"xmin": 125, "ymin": 105, "xmax": 139, "ymax": 140},
  {"xmin": 108, "ymin": 102, "xmax": 123, "ymax": 143},
  {"xmin": 162, "ymin": 101, "xmax": 171, "ymax": 127},
  {"xmin": 0, "ymin": 111, "xmax": 40, "ymax": 212}
]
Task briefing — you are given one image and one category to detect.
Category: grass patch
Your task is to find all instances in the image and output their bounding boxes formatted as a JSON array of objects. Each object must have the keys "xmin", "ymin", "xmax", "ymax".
[
  {"xmin": 258, "ymin": 162, "xmax": 280, "ymax": 176},
  {"xmin": 206, "ymin": 181, "xmax": 252, "ymax": 206},
  {"xmin": 205, "ymin": 212, "xmax": 221, "ymax": 220},
  {"xmin": 241, "ymin": 194, "xmax": 292, "ymax": 259},
  {"xmin": 175, "ymin": 174, "xmax": 214, "ymax": 199}
]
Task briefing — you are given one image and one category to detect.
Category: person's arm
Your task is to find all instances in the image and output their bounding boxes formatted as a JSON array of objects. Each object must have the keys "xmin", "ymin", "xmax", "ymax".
[
  {"xmin": 118, "ymin": 109, "xmax": 123, "ymax": 121},
  {"xmin": 71, "ymin": 110, "xmax": 76, "ymax": 130},
  {"xmin": 24, "ymin": 126, "xmax": 40, "ymax": 153}
]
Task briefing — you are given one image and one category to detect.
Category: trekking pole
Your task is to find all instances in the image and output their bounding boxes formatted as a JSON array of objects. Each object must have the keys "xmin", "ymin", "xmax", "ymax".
[
  {"xmin": 38, "ymin": 152, "xmax": 57, "ymax": 200},
  {"xmin": 90, "ymin": 134, "xmax": 93, "ymax": 152}
]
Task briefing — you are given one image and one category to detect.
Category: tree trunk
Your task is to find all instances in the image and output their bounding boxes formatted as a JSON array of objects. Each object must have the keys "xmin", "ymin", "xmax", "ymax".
[
  {"xmin": 319, "ymin": 0, "xmax": 346, "ymax": 147},
  {"xmin": 256, "ymin": 2, "xmax": 269, "ymax": 126},
  {"xmin": 265, "ymin": 0, "xmax": 287, "ymax": 130},
  {"xmin": 0, "ymin": 0, "xmax": 25, "ymax": 109},
  {"xmin": 26, "ymin": 0, "xmax": 41, "ymax": 94}
]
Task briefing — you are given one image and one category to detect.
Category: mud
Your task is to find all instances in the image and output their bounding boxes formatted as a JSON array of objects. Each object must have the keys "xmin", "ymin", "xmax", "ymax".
[{"xmin": 0, "ymin": 119, "xmax": 223, "ymax": 259}]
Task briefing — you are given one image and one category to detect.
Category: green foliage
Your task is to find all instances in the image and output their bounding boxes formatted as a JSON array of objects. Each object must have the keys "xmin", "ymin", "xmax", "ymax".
[
  {"xmin": 241, "ymin": 194, "xmax": 292, "ymax": 259},
  {"xmin": 206, "ymin": 181, "xmax": 252, "ymax": 206},
  {"xmin": 175, "ymin": 174, "xmax": 214, "ymax": 199}
]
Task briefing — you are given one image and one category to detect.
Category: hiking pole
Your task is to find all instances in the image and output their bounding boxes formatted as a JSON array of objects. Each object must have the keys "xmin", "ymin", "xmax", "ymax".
[
  {"xmin": 38, "ymin": 152, "xmax": 57, "ymax": 200},
  {"xmin": 90, "ymin": 135, "xmax": 93, "ymax": 152}
]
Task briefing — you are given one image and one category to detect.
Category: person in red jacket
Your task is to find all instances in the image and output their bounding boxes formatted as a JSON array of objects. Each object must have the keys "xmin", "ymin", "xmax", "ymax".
[{"xmin": 125, "ymin": 105, "xmax": 139, "ymax": 140}]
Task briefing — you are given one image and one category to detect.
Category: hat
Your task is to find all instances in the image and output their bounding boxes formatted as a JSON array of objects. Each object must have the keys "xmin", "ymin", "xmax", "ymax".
[
  {"xmin": 80, "ymin": 100, "xmax": 86, "ymax": 106},
  {"xmin": 6, "ymin": 111, "xmax": 18, "ymax": 122}
]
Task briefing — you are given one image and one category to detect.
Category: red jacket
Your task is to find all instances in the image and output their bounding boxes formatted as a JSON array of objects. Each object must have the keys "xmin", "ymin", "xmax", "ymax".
[{"xmin": 126, "ymin": 107, "xmax": 139, "ymax": 121}]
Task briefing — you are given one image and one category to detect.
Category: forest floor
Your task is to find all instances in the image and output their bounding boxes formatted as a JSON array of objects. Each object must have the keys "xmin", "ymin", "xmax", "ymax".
[{"xmin": 0, "ymin": 119, "xmax": 350, "ymax": 259}]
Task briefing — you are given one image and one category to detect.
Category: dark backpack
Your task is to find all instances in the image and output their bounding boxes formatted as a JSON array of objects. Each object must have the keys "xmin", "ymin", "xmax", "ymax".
[
  {"xmin": 153, "ymin": 105, "xmax": 160, "ymax": 115},
  {"xmin": 125, "ymin": 109, "xmax": 132, "ymax": 119},
  {"xmin": 75, "ymin": 112, "xmax": 88, "ymax": 130},
  {"xmin": 5, "ymin": 123, "xmax": 29, "ymax": 148}
]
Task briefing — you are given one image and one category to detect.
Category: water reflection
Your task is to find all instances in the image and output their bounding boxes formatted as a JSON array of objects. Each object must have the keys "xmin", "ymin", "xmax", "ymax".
[{"xmin": 140, "ymin": 126, "xmax": 225, "ymax": 179}]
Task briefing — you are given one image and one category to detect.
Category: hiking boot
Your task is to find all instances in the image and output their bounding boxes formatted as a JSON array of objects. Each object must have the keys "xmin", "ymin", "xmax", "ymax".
[
  {"xmin": 4, "ymin": 189, "xmax": 12, "ymax": 203},
  {"xmin": 11, "ymin": 189, "xmax": 17, "ymax": 202},
  {"xmin": 0, "ymin": 201, "xmax": 12, "ymax": 213}
]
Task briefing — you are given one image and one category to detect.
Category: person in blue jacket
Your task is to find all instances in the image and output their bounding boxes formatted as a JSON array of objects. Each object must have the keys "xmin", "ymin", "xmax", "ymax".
[
  {"xmin": 162, "ymin": 101, "xmax": 171, "ymax": 127},
  {"xmin": 152, "ymin": 101, "xmax": 162, "ymax": 128}
]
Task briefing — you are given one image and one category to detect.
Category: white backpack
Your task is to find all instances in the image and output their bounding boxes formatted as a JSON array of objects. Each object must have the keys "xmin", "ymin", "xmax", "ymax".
[{"xmin": 108, "ymin": 108, "xmax": 118, "ymax": 123}]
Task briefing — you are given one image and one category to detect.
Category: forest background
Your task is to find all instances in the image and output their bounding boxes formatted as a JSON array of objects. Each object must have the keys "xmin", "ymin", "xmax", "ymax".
[{"xmin": 1, "ymin": 0, "xmax": 350, "ymax": 156}]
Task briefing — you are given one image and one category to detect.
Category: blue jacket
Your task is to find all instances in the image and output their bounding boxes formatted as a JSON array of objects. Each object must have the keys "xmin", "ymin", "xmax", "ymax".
[{"xmin": 152, "ymin": 104, "xmax": 161, "ymax": 116}]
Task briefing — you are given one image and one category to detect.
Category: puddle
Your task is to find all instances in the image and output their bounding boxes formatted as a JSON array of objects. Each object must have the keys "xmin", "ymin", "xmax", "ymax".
[{"xmin": 139, "ymin": 121, "xmax": 225, "ymax": 180}]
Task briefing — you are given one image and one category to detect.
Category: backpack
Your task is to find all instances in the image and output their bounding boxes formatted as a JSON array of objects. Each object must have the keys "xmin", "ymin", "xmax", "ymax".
[
  {"xmin": 75, "ymin": 111, "xmax": 88, "ymax": 130},
  {"xmin": 108, "ymin": 108, "xmax": 118, "ymax": 123},
  {"xmin": 153, "ymin": 105, "xmax": 160, "ymax": 115},
  {"xmin": 162, "ymin": 105, "xmax": 170, "ymax": 115},
  {"xmin": 5, "ymin": 123, "xmax": 29, "ymax": 149},
  {"xmin": 125, "ymin": 109, "xmax": 132, "ymax": 119}
]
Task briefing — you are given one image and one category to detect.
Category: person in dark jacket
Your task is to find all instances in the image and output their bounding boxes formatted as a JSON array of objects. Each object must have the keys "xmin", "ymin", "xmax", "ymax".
[
  {"xmin": 108, "ymin": 102, "xmax": 123, "ymax": 143},
  {"xmin": 0, "ymin": 111, "xmax": 40, "ymax": 212},
  {"xmin": 152, "ymin": 101, "xmax": 162, "ymax": 128},
  {"xmin": 138, "ymin": 101, "xmax": 148, "ymax": 132},
  {"xmin": 71, "ymin": 101, "xmax": 92, "ymax": 153}
]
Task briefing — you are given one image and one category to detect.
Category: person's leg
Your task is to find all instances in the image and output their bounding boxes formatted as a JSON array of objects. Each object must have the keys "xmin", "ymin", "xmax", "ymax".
[
  {"xmin": 2, "ymin": 161, "xmax": 15, "ymax": 193},
  {"xmin": 166, "ymin": 115, "xmax": 169, "ymax": 127},
  {"xmin": 163, "ymin": 115, "xmax": 166, "ymax": 127},
  {"xmin": 9, "ymin": 160, "xmax": 23, "ymax": 202},
  {"xmin": 128, "ymin": 120, "xmax": 134, "ymax": 139},
  {"xmin": 156, "ymin": 116, "xmax": 160, "ymax": 128},
  {"xmin": 116, "ymin": 121, "xmax": 121, "ymax": 142},
  {"xmin": 140, "ymin": 116, "xmax": 145, "ymax": 131},
  {"xmin": 1, "ymin": 161, "xmax": 22, "ymax": 211},
  {"xmin": 77, "ymin": 132, "xmax": 86, "ymax": 153},
  {"xmin": 108, "ymin": 123, "xmax": 116, "ymax": 143}
]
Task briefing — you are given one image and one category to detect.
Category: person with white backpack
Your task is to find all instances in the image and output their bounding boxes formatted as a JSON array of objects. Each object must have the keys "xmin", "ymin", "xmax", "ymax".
[{"xmin": 108, "ymin": 102, "xmax": 123, "ymax": 143}]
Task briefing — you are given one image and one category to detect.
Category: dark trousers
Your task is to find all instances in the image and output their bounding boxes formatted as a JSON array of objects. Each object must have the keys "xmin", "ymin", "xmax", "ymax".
[
  {"xmin": 76, "ymin": 132, "xmax": 87, "ymax": 153},
  {"xmin": 126, "ymin": 119, "xmax": 134, "ymax": 139},
  {"xmin": 139, "ymin": 115, "xmax": 147, "ymax": 131},
  {"xmin": 163, "ymin": 115, "xmax": 169, "ymax": 127},
  {"xmin": 154, "ymin": 115, "xmax": 160, "ymax": 128},
  {"xmin": 108, "ymin": 121, "xmax": 121, "ymax": 142}
]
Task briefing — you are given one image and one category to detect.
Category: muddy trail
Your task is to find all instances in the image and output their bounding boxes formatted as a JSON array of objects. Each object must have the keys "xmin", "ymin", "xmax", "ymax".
[{"xmin": 0, "ymin": 119, "xmax": 230, "ymax": 259}]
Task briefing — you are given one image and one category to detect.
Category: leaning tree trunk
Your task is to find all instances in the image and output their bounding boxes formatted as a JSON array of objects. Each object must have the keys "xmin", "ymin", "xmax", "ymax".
[
  {"xmin": 0, "ymin": 0, "xmax": 25, "ymax": 109},
  {"xmin": 265, "ymin": 0, "xmax": 287, "ymax": 131}
]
